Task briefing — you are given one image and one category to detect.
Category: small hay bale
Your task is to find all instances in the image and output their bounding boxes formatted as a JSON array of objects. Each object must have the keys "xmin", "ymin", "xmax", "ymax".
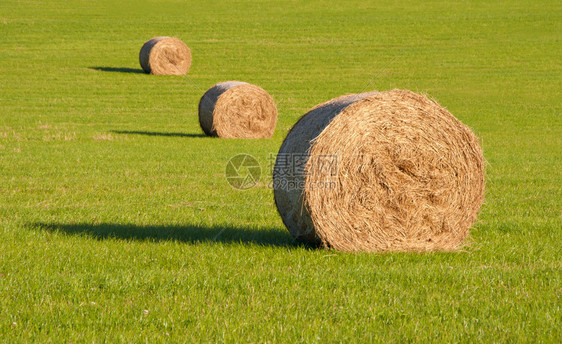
[
  {"xmin": 273, "ymin": 89, "xmax": 485, "ymax": 252},
  {"xmin": 139, "ymin": 37, "xmax": 191, "ymax": 75},
  {"xmin": 198, "ymin": 81, "xmax": 277, "ymax": 138}
]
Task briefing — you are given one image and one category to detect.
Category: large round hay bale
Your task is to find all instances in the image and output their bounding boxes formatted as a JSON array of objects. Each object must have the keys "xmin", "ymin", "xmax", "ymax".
[
  {"xmin": 139, "ymin": 37, "xmax": 191, "ymax": 75},
  {"xmin": 198, "ymin": 81, "xmax": 277, "ymax": 138},
  {"xmin": 273, "ymin": 89, "xmax": 485, "ymax": 252}
]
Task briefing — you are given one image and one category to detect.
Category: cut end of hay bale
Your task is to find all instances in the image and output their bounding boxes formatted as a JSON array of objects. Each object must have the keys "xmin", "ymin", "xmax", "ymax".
[
  {"xmin": 273, "ymin": 89, "xmax": 485, "ymax": 252},
  {"xmin": 198, "ymin": 81, "xmax": 277, "ymax": 139},
  {"xmin": 139, "ymin": 37, "xmax": 191, "ymax": 75}
]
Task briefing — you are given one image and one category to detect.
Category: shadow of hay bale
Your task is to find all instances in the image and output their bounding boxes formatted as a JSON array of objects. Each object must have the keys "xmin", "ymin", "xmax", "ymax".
[
  {"xmin": 89, "ymin": 66, "xmax": 145, "ymax": 74},
  {"xmin": 110, "ymin": 130, "xmax": 207, "ymax": 138},
  {"xmin": 28, "ymin": 222, "xmax": 305, "ymax": 248}
]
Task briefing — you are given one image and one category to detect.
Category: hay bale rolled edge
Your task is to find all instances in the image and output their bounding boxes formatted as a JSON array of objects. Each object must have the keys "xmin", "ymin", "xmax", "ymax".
[
  {"xmin": 198, "ymin": 81, "xmax": 278, "ymax": 138},
  {"xmin": 139, "ymin": 37, "xmax": 191, "ymax": 75},
  {"xmin": 198, "ymin": 81, "xmax": 247, "ymax": 136},
  {"xmin": 273, "ymin": 89, "xmax": 485, "ymax": 252},
  {"xmin": 273, "ymin": 91, "xmax": 379, "ymax": 245}
]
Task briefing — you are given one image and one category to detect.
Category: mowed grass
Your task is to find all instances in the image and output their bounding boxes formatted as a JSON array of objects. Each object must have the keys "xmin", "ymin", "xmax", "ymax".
[{"xmin": 0, "ymin": 0, "xmax": 560, "ymax": 342}]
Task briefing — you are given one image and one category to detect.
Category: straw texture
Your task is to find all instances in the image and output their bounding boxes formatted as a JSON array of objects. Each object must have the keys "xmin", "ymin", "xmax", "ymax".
[
  {"xmin": 198, "ymin": 81, "xmax": 277, "ymax": 138},
  {"xmin": 273, "ymin": 89, "xmax": 485, "ymax": 252},
  {"xmin": 139, "ymin": 37, "xmax": 191, "ymax": 75}
]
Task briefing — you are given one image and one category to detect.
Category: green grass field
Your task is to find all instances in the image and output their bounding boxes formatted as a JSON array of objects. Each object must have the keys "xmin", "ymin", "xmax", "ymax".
[{"xmin": 1, "ymin": 0, "xmax": 560, "ymax": 342}]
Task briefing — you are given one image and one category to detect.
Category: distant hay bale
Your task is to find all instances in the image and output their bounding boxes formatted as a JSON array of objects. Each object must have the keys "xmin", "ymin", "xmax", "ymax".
[
  {"xmin": 139, "ymin": 37, "xmax": 191, "ymax": 75},
  {"xmin": 273, "ymin": 89, "xmax": 485, "ymax": 252},
  {"xmin": 198, "ymin": 81, "xmax": 277, "ymax": 138}
]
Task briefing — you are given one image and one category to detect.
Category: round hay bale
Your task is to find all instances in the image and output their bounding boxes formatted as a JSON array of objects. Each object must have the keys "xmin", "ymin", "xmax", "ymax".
[
  {"xmin": 198, "ymin": 81, "xmax": 277, "ymax": 138},
  {"xmin": 273, "ymin": 89, "xmax": 485, "ymax": 252},
  {"xmin": 139, "ymin": 37, "xmax": 191, "ymax": 75}
]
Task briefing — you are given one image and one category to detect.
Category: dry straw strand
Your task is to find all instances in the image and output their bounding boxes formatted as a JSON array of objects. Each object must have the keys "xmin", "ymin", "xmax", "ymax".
[
  {"xmin": 273, "ymin": 89, "xmax": 485, "ymax": 252},
  {"xmin": 198, "ymin": 81, "xmax": 277, "ymax": 138},
  {"xmin": 139, "ymin": 37, "xmax": 191, "ymax": 75}
]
